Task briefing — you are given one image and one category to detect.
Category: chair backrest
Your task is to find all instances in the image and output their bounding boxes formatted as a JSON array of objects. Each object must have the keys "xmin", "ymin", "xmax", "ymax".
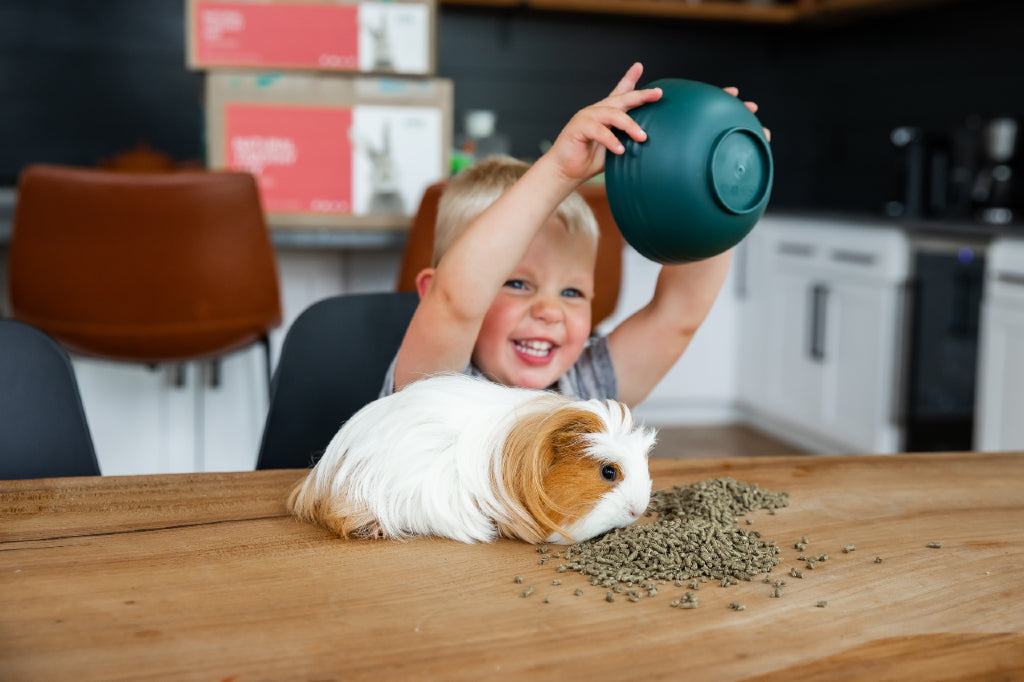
[
  {"xmin": 395, "ymin": 181, "xmax": 625, "ymax": 330},
  {"xmin": 256, "ymin": 292, "xmax": 419, "ymax": 470},
  {"xmin": 0, "ymin": 319, "xmax": 101, "ymax": 480},
  {"xmin": 9, "ymin": 164, "xmax": 282, "ymax": 364}
]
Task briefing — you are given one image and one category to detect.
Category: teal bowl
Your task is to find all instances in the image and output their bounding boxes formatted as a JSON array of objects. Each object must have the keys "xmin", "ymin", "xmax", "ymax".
[{"xmin": 605, "ymin": 78, "xmax": 773, "ymax": 263}]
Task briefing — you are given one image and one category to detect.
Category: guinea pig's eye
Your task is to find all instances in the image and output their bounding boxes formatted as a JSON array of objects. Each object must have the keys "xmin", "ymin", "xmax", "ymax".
[{"xmin": 600, "ymin": 464, "xmax": 619, "ymax": 482}]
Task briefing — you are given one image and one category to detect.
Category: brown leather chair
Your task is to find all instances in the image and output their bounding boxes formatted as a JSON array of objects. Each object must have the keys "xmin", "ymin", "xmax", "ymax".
[
  {"xmin": 396, "ymin": 181, "xmax": 624, "ymax": 330},
  {"xmin": 8, "ymin": 165, "xmax": 282, "ymax": 377}
]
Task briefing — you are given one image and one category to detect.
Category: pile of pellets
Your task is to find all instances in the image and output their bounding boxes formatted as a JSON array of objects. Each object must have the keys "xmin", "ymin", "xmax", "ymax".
[{"xmin": 558, "ymin": 478, "xmax": 789, "ymax": 589}]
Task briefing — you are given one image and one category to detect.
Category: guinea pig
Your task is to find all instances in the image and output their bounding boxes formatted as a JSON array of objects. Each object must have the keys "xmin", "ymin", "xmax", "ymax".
[{"xmin": 288, "ymin": 373, "xmax": 656, "ymax": 544}]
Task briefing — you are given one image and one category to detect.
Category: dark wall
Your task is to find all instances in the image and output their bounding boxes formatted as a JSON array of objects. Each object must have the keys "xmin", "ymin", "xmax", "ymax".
[
  {"xmin": 1, "ymin": 0, "xmax": 1021, "ymax": 214},
  {"xmin": 438, "ymin": 0, "xmax": 1024, "ymax": 212}
]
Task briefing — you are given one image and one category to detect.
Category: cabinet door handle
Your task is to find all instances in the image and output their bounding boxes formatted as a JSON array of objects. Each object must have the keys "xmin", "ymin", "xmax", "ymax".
[
  {"xmin": 809, "ymin": 284, "xmax": 829, "ymax": 362},
  {"xmin": 996, "ymin": 272, "xmax": 1024, "ymax": 288}
]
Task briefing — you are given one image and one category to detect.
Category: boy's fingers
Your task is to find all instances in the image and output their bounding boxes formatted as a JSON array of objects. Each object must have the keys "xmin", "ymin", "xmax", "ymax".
[
  {"xmin": 606, "ymin": 86, "xmax": 663, "ymax": 112},
  {"xmin": 745, "ymin": 101, "xmax": 758, "ymax": 113},
  {"xmin": 609, "ymin": 62, "xmax": 644, "ymax": 97},
  {"xmin": 589, "ymin": 106, "xmax": 649, "ymax": 144},
  {"xmin": 723, "ymin": 86, "xmax": 739, "ymax": 97}
]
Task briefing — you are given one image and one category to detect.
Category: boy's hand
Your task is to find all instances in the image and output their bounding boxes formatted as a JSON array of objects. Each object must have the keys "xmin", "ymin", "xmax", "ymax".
[
  {"xmin": 724, "ymin": 86, "xmax": 771, "ymax": 142},
  {"xmin": 543, "ymin": 62, "xmax": 663, "ymax": 185}
]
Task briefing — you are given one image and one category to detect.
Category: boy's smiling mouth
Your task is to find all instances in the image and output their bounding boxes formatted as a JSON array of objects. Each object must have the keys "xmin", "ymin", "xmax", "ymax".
[{"xmin": 513, "ymin": 339, "xmax": 555, "ymax": 360}]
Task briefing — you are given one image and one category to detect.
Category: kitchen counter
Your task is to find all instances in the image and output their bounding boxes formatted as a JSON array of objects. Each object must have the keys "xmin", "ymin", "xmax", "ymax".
[
  {"xmin": 2, "ymin": 186, "xmax": 1020, "ymax": 250},
  {"xmin": 1, "ymin": 452, "xmax": 1022, "ymax": 680},
  {"xmin": 764, "ymin": 207, "xmax": 1024, "ymax": 242},
  {"xmin": 0, "ymin": 187, "xmax": 407, "ymax": 251}
]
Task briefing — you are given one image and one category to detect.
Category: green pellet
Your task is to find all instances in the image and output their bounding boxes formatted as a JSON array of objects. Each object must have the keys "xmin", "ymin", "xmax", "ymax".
[
  {"xmin": 514, "ymin": 576, "xmax": 523, "ymax": 584},
  {"xmin": 543, "ymin": 596, "xmax": 551, "ymax": 604},
  {"xmin": 926, "ymin": 541, "xmax": 943, "ymax": 549},
  {"xmin": 552, "ymin": 579, "xmax": 562, "ymax": 586},
  {"xmin": 816, "ymin": 600, "xmax": 828, "ymax": 608},
  {"xmin": 729, "ymin": 602, "xmax": 746, "ymax": 611},
  {"xmin": 605, "ymin": 591, "xmax": 615, "ymax": 603},
  {"xmin": 875, "ymin": 556, "xmax": 884, "ymax": 564},
  {"xmin": 521, "ymin": 586, "xmax": 535, "ymax": 598},
  {"xmin": 574, "ymin": 589, "xmax": 584, "ymax": 596},
  {"xmin": 843, "ymin": 545, "xmax": 856, "ymax": 554},
  {"xmin": 681, "ymin": 602, "xmax": 698, "ymax": 609}
]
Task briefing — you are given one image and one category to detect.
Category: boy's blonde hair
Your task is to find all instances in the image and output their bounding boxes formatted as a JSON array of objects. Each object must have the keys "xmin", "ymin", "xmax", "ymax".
[{"xmin": 432, "ymin": 155, "xmax": 599, "ymax": 267}]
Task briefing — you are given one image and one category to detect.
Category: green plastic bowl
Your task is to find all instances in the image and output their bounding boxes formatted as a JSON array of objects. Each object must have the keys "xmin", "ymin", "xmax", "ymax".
[{"xmin": 605, "ymin": 78, "xmax": 773, "ymax": 263}]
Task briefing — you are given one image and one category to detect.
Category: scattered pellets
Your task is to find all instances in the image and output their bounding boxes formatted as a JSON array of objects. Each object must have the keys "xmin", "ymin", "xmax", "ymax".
[
  {"xmin": 556, "ymin": 565, "xmax": 567, "ymax": 573},
  {"xmin": 543, "ymin": 596, "xmax": 551, "ymax": 604},
  {"xmin": 875, "ymin": 556, "xmax": 884, "ymax": 564},
  {"xmin": 605, "ymin": 591, "xmax": 615, "ymax": 603},
  {"xmin": 552, "ymin": 579, "xmax": 562, "ymax": 586},
  {"xmin": 628, "ymin": 594, "xmax": 641, "ymax": 603},
  {"xmin": 816, "ymin": 600, "xmax": 828, "ymax": 608},
  {"xmin": 688, "ymin": 579, "xmax": 701, "ymax": 590},
  {"xmin": 805, "ymin": 560, "xmax": 816, "ymax": 570},
  {"xmin": 729, "ymin": 602, "xmax": 746, "ymax": 611},
  {"xmin": 681, "ymin": 602, "xmax": 698, "ymax": 610},
  {"xmin": 790, "ymin": 568, "xmax": 804, "ymax": 579},
  {"xmin": 514, "ymin": 576, "xmax": 523, "ymax": 584},
  {"xmin": 843, "ymin": 545, "xmax": 856, "ymax": 554},
  {"xmin": 801, "ymin": 536, "xmax": 809, "ymax": 544},
  {"xmin": 574, "ymin": 589, "xmax": 584, "ymax": 596},
  {"xmin": 555, "ymin": 478, "xmax": 788, "ymax": 599},
  {"xmin": 521, "ymin": 586, "xmax": 535, "ymax": 598},
  {"xmin": 926, "ymin": 541, "xmax": 943, "ymax": 549},
  {"xmin": 794, "ymin": 542, "xmax": 807, "ymax": 551},
  {"xmin": 770, "ymin": 587, "xmax": 783, "ymax": 598}
]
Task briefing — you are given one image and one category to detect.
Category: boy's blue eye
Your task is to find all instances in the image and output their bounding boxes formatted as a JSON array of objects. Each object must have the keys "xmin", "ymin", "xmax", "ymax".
[
  {"xmin": 504, "ymin": 280, "xmax": 526, "ymax": 290},
  {"xmin": 562, "ymin": 288, "xmax": 584, "ymax": 298}
]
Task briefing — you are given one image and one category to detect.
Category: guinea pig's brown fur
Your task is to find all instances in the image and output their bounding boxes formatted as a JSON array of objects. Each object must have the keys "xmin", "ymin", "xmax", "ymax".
[{"xmin": 496, "ymin": 405, "xmax": 621, "ymax": 544}]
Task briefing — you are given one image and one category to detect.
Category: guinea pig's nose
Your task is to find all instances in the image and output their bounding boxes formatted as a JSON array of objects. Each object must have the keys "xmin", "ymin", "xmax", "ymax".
[{"xmin": 629, "ymin": 506, "xmax": 644, "ymax": 519}]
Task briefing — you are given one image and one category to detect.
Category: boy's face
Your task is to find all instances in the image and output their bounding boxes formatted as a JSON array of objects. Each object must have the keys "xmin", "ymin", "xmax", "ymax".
[{"xmin": 472, "ymin": 217, "xmax": 597, "ymax": 391}]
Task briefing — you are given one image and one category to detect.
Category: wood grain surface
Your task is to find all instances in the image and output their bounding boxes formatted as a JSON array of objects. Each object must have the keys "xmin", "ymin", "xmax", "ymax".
[{"xmin": 1, "ymin": 452, "xmax": 1022, "ymax": 681}]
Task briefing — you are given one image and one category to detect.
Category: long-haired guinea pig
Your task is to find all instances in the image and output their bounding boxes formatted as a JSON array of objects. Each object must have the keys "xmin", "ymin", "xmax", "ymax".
[{"xmin": 288, "ymin": 373, "xmax": 657, "ymax": 544}]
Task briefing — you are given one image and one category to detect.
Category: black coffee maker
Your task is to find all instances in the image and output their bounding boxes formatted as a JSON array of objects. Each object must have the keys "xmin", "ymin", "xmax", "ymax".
[
  {"xmin": 970, "ymin": 117, "xmax": 1019, "ymax": 225},
  {"xmin": 888, "ymin": 117, "xmax": 1021, "ymax": 224},
  {"xmin": 886, "ymin": 125, "xmax": 950, "ymax": 219}
]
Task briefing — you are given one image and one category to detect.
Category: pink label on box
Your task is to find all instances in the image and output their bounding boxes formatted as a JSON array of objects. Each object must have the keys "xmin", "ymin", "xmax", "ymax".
[
  {"xmin": 195, "ymin": 1, "xmax": 359, "ymax": 69},
  {"xmin": 225, "ymin": 104, "xmax": 353, "ymax": 214}
]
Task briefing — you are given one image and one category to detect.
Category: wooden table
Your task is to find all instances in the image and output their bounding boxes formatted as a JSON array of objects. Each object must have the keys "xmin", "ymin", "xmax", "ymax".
[{"xmin": 2, "ymin": 452, "xmax": 1022, "ymax": 680}]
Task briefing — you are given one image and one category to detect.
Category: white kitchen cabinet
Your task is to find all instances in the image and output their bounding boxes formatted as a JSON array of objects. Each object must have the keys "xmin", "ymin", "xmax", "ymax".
[
  {"xmin": 598, "ymin": 244, "xmax": 740, "ymax": 426},
  {"xmin": 70, "ymin": 246, "xmax": 404, "ymax": 476},
  {"xmin": 74, "ymin": 347, "xmax": 269, "ymax": 475},
  {"xmin": 975, "ymin": 238, "xmax": 1024, "ymax": 451},
  {"xmin": 738, "ymin": 217, "xmax": 910, "ymax": 454}
]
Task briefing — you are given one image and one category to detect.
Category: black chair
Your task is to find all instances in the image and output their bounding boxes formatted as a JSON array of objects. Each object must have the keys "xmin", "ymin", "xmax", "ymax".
[
  {"xmin": 0, "ymin": 319, "xmax": 101, "ymax": 479},
  {"xmin": 256, "ymin": 292, "xmax": 418, "ymax": 470}
]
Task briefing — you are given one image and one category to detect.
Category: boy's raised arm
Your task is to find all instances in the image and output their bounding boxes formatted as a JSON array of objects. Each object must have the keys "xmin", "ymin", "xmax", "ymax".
[{"xmin": 392, "ymin": 63, "xmax": 662, "ymax": 391}]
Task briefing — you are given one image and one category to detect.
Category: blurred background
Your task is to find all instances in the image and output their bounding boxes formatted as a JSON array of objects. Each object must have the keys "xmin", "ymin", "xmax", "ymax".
[{"xmin": 1, "ymin": 0, "xmax": 1022, "ymax": 473}]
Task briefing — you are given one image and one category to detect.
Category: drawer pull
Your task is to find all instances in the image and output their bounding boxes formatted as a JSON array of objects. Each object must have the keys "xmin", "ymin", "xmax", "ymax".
[
  {"xmin": 777, "ymin": 242, "xmax": 815, "ymax": 257},
  {"xmin": 832, "ymin": 249, "xmax": 876, "ymax": 266}
]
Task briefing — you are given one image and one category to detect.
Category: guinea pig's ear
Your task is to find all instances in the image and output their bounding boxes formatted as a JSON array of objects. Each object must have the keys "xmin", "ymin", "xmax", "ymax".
[{"xmin": 497, "ymin": 404, "xmax": 608, "ymax": 544}]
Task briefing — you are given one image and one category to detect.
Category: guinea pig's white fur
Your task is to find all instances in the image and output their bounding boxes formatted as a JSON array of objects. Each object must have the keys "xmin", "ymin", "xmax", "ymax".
[{"xmin": 288, "ymin": 373, "xmax": 656, "ymax": 544}]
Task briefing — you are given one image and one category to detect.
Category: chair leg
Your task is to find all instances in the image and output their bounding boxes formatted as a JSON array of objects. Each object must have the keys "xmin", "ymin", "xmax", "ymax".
[{"xmin": 261, "ymin": 334, "xmax": 274, "ymax": 394}]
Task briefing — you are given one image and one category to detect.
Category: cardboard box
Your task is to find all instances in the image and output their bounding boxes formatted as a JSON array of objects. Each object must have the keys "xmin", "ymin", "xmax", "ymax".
[
  {"xmin": 205, "ymin": 71, "xmax": 452, "ymax": 229},
  {"xmin": 186, "ymin": 0, "xmax": 436, "ymax": 76}
]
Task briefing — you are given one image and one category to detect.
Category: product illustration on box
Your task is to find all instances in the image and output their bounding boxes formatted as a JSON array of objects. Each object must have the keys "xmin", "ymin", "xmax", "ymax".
[
  {"xmin": 352, "ymin": 106, "xmax": 442, "ymax": 216},
  {"xmin": 188, "ymin": 0, "xmax": 432, "ymax": 76}
]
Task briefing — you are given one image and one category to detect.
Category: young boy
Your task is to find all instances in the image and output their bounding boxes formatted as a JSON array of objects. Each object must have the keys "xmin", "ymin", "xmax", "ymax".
[{"xmin": 383, "ymin": 62, "xmax": 753, "ymax": 407}]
